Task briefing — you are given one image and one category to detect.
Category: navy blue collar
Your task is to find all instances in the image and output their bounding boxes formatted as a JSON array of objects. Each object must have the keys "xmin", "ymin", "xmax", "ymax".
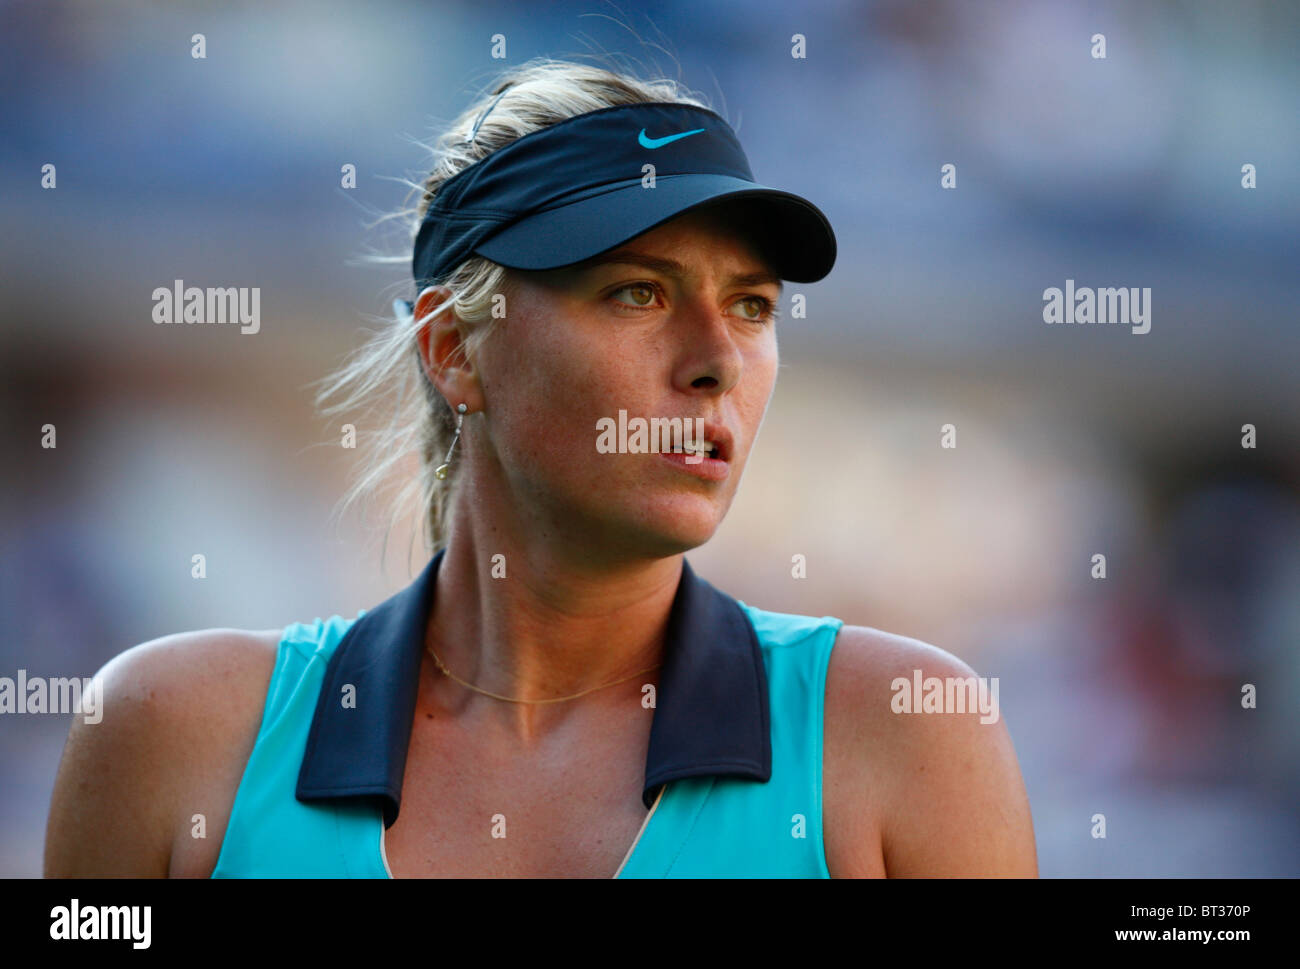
[{"xmin": 297, "ymin": 548, "xmax": 771, "ymax": 826}]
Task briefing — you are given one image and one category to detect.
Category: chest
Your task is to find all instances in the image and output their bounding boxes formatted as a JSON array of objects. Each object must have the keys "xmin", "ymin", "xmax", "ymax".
[{"xmin": 382, "ymin": 714, "xmax": 655, "ymax": 878}]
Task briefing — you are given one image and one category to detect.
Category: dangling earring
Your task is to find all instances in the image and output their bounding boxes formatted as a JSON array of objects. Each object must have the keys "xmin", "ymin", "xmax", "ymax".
[{"xmin": 435, "ymin": 403, "xmax": 468, "ymax": 480}]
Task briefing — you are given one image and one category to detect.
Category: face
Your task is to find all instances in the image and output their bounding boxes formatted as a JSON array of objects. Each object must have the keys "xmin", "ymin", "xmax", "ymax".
[{"xmin": 431, "ymin": 205, "xmax": 782, "ymax": 559}]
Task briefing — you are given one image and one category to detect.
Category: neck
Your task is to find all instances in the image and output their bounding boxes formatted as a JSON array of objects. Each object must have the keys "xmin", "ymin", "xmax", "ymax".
[{"xmin": 425, "ymin": 498, "xmax": 683, "ymax": 741}]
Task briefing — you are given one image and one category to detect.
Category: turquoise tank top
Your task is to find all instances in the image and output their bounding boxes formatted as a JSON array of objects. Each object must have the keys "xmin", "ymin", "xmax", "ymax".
[{"xmin": 211, "ymin": 600, "xmax": 842, "ymax": 878}]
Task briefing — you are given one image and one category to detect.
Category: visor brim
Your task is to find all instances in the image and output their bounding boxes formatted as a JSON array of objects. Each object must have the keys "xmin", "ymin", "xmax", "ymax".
[{"xmin": 471, "ymin": 173, "xmax": 836, "ymax": 284}]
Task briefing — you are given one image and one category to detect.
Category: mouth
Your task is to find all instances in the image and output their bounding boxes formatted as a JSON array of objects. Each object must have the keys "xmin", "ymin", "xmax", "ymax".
[
  {"xmin": 667, "ymin": 441, "xmax": 720, "ymax": 459},
  {"xmin": 663, "ymin": 422, "xmax": 731, "ymax": 462}
]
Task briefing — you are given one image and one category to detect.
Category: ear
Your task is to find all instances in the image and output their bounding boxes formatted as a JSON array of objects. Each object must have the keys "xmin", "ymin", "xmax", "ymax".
[{"xmin": 413, "ymin": 286, "xmax": 486, "ymax": 413}]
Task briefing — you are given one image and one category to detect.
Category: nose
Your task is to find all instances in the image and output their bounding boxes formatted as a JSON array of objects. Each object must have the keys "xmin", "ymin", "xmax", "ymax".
[{"xmin": 670, "ymin": 293, "xmax": 746, "ymax": 395}]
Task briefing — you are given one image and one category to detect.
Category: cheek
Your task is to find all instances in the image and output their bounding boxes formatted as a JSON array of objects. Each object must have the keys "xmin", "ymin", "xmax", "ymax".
[
  {"xmin": 732, "ymin": 345, "xmax": 779, "ymax": 459},
  {"xmin": 477, "ymin": 313, "xmax": 634, "ymax": 476},
  {"xmin": 740, "ymin": 341, "xmax": 778, "ymax": 407}
]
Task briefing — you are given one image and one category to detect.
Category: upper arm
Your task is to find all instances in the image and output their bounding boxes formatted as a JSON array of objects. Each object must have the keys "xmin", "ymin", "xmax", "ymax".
[
  {"xmin": 823, "ymin": 625, "xmax": 1038, "ymax": 878},
  {"xmin": 44, "ymin": 628, "xmax": 279, "ymax": 878}
]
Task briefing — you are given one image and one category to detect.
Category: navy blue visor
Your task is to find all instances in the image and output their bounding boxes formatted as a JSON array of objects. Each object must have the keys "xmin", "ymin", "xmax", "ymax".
[{"xmin": 398, "ymin": 101, "xmax": 835, "ymax": 318}]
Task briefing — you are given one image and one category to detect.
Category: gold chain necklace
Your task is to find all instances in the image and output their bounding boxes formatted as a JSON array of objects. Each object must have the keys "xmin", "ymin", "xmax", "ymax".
[{"xmin": 426, "ymin": 644, "xmax": 661, "ymax": 705}]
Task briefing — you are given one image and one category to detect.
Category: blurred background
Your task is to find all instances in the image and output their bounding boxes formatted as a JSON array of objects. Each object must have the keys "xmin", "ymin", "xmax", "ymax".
[{"xmin": 2, "ymin": 0, "xmax": 1297, "ymax": 877}]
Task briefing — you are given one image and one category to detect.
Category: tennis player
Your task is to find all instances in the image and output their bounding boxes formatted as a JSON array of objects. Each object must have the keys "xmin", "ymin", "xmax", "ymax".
[{"xmin": 46, "ymin": 59, "xmax": 1037, "ymax": 878}]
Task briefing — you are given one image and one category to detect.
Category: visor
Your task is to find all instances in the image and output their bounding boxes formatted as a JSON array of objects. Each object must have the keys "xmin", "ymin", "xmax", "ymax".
[{"xmin": 397, "ymin": 100, "xmax": 836, "ymax": 319}]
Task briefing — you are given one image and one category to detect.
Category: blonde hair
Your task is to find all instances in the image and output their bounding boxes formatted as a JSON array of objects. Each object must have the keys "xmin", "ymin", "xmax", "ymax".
[{"xmin": 313, "ymin": 56, "xmax": 715, "ymax": 566}]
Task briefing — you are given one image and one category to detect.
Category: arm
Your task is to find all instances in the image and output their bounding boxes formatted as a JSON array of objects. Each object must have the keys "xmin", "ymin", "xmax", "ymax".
[
  {"xmin": 824, "ymin": 625, "xmax": 1038, "ymax": 877},
  {"xmin": 44, "ymin": 642, "xmax": 182, "ymax": 877},
  {"xmin": 44, "ymin": 629, "xmax": 278, "ymax": 877}
]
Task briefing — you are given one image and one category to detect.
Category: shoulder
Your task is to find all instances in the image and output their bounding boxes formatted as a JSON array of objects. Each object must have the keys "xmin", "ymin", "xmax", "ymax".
[
  {"xmin": 825, "ymin": 623, "xmax": 978, "ymax": 717},
  {"xmin": 45, "ymin": 627, "xmax": 283, "ymax": 877},
  {"xmin": 822, "ymin": 624, "xmax": 1038, "ymax": 877},
  {"xmin": 97, "ymin": 626, "xmax": 284, "ymax": 707},
  {"xmin": 89, "ymin": 627, "xmax": 285, "ymax": 764}
]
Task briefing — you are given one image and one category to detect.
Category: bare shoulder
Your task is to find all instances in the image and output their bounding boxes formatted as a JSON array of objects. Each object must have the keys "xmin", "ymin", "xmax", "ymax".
[
  {"xmin": 822, "ymin": 624, "xmax": 1038, "ymax": 878},
  {"xmin": 44, "ymin": 626, "xmax": 283, "ymax": 878}
]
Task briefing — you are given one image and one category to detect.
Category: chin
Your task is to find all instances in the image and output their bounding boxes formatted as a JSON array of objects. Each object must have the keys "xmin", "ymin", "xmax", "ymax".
[
  {"xmin": 556, "ymin": 471, "xmax": 734, "ymax": 558},
  {"xmin": 625, "ymin": 493, "xmax": 727, "ymax": 555}
]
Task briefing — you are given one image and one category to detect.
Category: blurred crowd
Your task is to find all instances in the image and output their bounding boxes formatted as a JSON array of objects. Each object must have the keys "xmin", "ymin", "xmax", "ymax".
[{"xmin": 2, "ymin": 0, "xmax": 1297, "ymax": 876}]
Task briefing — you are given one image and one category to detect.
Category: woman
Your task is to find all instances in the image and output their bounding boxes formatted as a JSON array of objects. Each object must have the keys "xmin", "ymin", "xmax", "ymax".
[{"xmin": 45, "ymin": 59, "xmax": 1037, "ymax": 877}]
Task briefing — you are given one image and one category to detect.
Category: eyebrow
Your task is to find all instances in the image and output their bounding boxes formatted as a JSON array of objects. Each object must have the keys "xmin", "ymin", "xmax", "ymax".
[{"xmin": 581, "ymin": 248, "xmax": 783, "ymax": 290}]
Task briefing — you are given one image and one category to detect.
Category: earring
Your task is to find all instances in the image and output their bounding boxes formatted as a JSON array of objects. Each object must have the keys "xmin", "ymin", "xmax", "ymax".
[{"xmin": 435, "ymin": 403, "xmax": 469, "ymax": 480}]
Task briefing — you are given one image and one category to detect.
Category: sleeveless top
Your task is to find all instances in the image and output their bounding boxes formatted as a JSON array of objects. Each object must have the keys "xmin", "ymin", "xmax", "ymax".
[{"xmin": 211, "ymin": 551, "xmax": 843, "ymax": 878}]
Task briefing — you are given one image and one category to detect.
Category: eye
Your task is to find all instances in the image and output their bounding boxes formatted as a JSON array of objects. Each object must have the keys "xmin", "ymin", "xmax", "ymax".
[
  {"xmin": 608, "ymin": 282, "xmax": 778, "ymax": 324},
  {"xmin": 610, "ymin": 283, "xmax": 660, "ymax": 308},
  {"xmin": 734, "ymin": 295, "xmax": 777, "ymax": 323}
]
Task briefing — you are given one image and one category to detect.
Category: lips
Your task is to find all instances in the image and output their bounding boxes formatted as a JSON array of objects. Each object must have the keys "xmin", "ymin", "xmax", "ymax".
[
  {"xmin": 699, "ymin": 422, "xmax": 732, "ymax": 462},
  {"xmin": 666, "ymin": 421, "xmax": 732, "ymax": 461}
]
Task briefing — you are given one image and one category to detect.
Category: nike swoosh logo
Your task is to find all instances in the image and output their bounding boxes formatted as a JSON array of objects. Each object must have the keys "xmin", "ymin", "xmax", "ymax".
[{"xmin": 638, "ymin": 127, "xmax": 706, "ymax": 149}]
